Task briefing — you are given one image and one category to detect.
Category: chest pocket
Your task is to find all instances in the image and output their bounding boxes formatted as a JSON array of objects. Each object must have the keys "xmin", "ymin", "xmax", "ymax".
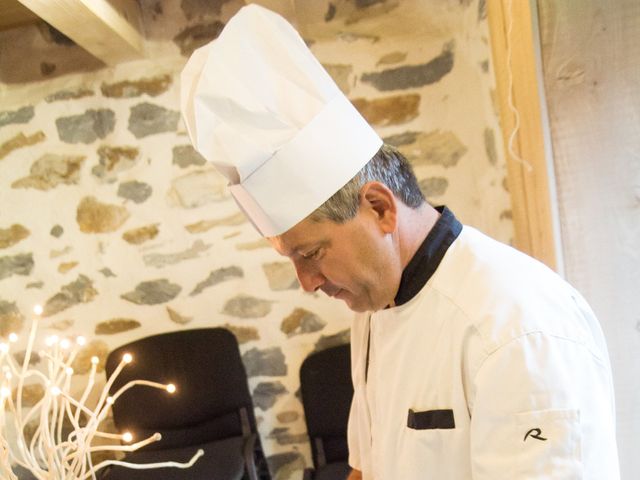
[
  {"xmin": 407, "ymin": 408, "xmax": 456, "ymax": 430},
  {"xmin": 398, "ymin": 408, "xmax": 462, "ymax": 478}
]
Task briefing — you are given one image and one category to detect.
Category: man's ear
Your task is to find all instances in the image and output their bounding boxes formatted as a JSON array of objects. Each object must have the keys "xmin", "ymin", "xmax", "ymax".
[{"xmin": 359, "ymin": 182, "xmax": 397, "ymax": 234}]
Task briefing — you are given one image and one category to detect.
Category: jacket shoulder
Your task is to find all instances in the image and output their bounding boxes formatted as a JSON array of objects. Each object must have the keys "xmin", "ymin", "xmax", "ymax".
[{"xmin": 432, "ymin": 227, "xmax": 602, "ymax": 357}]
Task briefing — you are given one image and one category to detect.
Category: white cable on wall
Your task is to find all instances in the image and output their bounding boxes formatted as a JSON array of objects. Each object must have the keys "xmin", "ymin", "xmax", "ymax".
[{"xmin": 506, "ymin": 0, "xmax": 533, "ymax": 172}]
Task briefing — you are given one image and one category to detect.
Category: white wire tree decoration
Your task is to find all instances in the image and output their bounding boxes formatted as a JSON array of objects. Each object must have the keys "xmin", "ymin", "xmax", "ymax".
[{"xmin": 0, "ymin": 305, "xmax": 202, "ymax": 479}]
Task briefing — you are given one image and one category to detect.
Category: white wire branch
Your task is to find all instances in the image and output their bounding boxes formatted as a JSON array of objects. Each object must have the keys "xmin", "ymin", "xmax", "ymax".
[{"xmin": 0, "ymin": 311, "xmax": 200, "ymax": 479}]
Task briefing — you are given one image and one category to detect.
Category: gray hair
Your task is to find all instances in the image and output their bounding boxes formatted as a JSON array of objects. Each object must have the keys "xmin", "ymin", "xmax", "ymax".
[{"xmin": 309, "ymin": 143, "xmax": 425, "ymax": 224}]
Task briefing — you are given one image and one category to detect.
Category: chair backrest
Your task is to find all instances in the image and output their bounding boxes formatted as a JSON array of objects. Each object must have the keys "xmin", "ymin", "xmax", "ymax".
[
  {"xmin": 299, "ymin": 343, "xmax": 353, "ymax": 467},
  {"xmin": 105, "ymin": 328, "xmax": 256, "ymax": 450}
]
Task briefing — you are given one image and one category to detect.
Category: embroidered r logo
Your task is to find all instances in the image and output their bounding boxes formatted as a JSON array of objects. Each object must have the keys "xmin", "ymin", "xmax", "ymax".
[{"xmin": 524, "ymin": 428, "xmax": 547, "ymax": 442}]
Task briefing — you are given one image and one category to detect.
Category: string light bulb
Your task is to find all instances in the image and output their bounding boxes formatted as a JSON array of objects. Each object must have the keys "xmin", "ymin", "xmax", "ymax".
[
  {"xmin": 0, "ymin": 386, "xmax": 10, "ymax": 398},
  {"xmin": 91, "ymin": 356, "xmax": 99, "ymax": 365},
  {"xmin": 50, "ymin": 386, "xmax": 61, "ymax": 397},
  {"xmin": 60, "ymin": 339, "xmax": 71, "ymax": 350},
  {"xmin": 122, "ymin": 432, "xmax": 133, "ymax": 443},
  {"xmin": 0, "ymin": 343, "xmax": 8, "ymax": 353},
  {"xmin": 76, "ymin": 336, "xmax": 86, "ymax": 346},
  {"xmin": 123, "ymin": 353, "xmax": 132, "ymax": 364},
  {"xmin": 166, "ymin": 383, "xmax": 176, "ymax": 394},
  {"xmin": 8, "ymin": 333, "xmax": 18, "ymax": 343},
  {"xmin": 33, "ymin": 304, "xmax": 43, "ymax": 316}
]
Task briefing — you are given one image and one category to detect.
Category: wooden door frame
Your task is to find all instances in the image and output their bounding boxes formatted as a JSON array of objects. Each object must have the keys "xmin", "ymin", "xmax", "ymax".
[{"xmin": 487, "ymin": 0, "xmax": 563, "ymax": 273}]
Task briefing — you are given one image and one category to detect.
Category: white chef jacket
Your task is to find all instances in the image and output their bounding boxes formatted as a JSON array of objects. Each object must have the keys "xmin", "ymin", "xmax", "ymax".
[{"xmin": 348, "ymin": 224, "xmax": 619, "ymax": 479}]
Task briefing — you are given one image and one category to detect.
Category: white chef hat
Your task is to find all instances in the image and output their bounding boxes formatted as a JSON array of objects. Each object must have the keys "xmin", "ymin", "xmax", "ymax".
[{"xmin": 180, "ymin": 4, "xmax": 382, "ymax": 237}]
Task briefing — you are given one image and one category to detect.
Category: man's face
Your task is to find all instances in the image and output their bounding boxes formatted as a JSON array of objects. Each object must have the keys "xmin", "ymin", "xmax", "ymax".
[{"xmin": 269, "ymin": 191, "xmax": 402, "ymax": 312}]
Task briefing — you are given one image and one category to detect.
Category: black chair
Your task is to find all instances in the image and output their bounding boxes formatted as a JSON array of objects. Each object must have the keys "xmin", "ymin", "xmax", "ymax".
[
  {"xmin": 101, "ymin": 328, "xmax": 270, "ymax": 480},
  {"xmin": 299, "ymin": 344, "xmax": 353, "ymax": 480}
]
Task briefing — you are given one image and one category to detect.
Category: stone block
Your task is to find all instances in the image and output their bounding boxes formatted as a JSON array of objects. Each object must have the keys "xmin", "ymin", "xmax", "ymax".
[
  {"xmin": 0, "ymin": 300, "xmax": 24, "ymax": 337},
  {"xmin": 0, "ymin": 131, "xmax": 45, "ymax": 161},
  {"xmin": 242, "ymin": 347, "xmax": 287, "ymax": 377},
  {"xmin": 95, "ymin": 318, "xmax": 142, "ymax": 335},
  {"xmin": 128, "ymin": 103, "xmax": 180, "ymax": 139},
  {"xmin": 56, "ymin": 109, "xmax": 115, "ymax": 144},
  {"xmin": 42, "ymin": 275, "xmax": 97, "ymax": 317},
  {"xmin": 361, "ymin": 42, "xmax": 454, "ymax": 91},
  {"xmin": 0, "ymin": 106, "xmax": 34, "ymax": 128},
  {"xmin": 0, "ymin": 224, "xmax": 30, "ymax": 249},
  {"xmin": 101, "ymin": 74, "xmax": 172, "ymax": 98},
  {"xmin": 173, "ymin": 22, "xmax": 225, "ymax": 56},
  {"xmin": 0, "ymin": 253, "xmax": 34, "ymax": 281},
  {"xmin": 76, "ymin": 196, "xmax": 130, "ymax": 234},
  {"xmin": 12, "ymin": 154, "xmax": 86, "ymax": 190},
  {"xmin": 190, "ymin": 266, "xmax": 243, "ymax": 296},
  {"xmin": 122, "ymin": 224, "xmax": 159, "ymax": 245},
  {"xmin": 352, "ymin": 94, "xmax": 420, "ymax": 126},
  {"xmin": 223, "ymin": 294, "xmax": 272, "ymax": 319},
  {"xmin": 121, "ymin": 279, "xmax": 182, "ymax": 305}
]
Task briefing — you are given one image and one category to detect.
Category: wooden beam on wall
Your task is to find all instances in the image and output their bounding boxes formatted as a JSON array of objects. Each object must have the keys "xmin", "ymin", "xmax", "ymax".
[
  {"xmin": 16, "ymin": 0, "xmax": 145, "ymax": 65},
  {"xmin": 487, "ymin": 0, "xmax": 561, "ymax": 272}
]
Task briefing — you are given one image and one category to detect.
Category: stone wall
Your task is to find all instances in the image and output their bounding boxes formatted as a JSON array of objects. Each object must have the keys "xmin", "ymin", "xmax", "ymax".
[{"xmin": 0, "ymin": 1, "xmax": 512, "ymax": 478}]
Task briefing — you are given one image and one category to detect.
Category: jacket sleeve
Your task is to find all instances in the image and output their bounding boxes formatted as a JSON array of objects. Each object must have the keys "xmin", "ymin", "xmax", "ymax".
[{"xmin": 468, "ymin": 331, "xmax": 618, "ymax": 479}]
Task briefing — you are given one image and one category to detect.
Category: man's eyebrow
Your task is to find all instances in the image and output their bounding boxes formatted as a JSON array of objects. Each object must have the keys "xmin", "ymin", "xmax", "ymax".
[
  {"xmin": 293, "ymin": 241, "xmax": 316, "ymax": 251},
  {"xmin": 294, "ymin": 239, "xmax": 330, "ymax": 253},
  {"xmin": 270, "ymin": 238, "xmax": 315, "ymax": 257}
]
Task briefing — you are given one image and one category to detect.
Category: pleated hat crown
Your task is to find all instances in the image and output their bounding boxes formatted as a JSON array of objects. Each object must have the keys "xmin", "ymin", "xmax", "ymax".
[{"xmin": 180, "ymin": 4, "xmax": 382, "ymax": 237}]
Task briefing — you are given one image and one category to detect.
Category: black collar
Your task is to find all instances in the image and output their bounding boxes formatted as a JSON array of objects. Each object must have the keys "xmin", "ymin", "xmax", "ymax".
[{"xmin": 393, "ymin": 206, "xmax": 462, "ymax": 307}]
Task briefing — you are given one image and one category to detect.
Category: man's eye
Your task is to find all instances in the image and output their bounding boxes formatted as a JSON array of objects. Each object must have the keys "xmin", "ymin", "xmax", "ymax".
[{"xmin": 303, "ymin": 249, "xmax": 320, "ymax": 260}]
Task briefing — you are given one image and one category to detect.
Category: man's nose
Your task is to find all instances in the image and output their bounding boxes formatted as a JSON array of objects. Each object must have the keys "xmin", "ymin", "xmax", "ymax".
[{"xmin": 293, "ymin": 260, "xmax": 325, "ymax": 293}]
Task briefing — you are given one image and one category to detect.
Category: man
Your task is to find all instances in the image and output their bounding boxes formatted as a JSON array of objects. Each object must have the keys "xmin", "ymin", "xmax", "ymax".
[{"xmin": 181, "ymin": 5, "xmax": 620, "ymax": 479}]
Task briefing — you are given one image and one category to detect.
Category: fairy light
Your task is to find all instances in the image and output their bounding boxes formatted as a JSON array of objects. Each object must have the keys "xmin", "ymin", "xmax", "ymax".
[{"xmin": 0, "ymin": 309, "xmax": 201, "ymax": 478}]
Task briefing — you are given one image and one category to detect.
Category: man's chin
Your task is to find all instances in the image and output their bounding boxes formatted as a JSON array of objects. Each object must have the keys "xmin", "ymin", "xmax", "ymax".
[
  {"xmin": 339, "ymin": 293, "xmax": 368, "ymax": 313},
  {"xmin": 346, "ymin": 302, "xmax": 369, "ymax": 313},
  {"xmin": 327, "ymin": 289, "xmax": 370, "ymax": 312}
]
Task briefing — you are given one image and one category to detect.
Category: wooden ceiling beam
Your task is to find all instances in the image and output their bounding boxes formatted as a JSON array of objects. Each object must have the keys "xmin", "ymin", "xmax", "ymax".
[
  {"xmin": 0, "ymin": 0, "xmax": 40, "ymax": 31},
  {"xmin": 15, "ymin": 0, "xmax": 145, "ymax": 65}
]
